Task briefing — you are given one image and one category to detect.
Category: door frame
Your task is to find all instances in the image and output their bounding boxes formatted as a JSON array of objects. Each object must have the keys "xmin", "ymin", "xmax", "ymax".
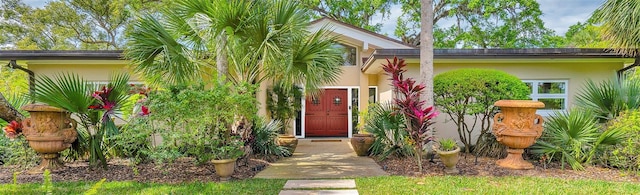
[{"xmin": 298, "ymin": 86, "xmax": 359, "ymax": 138}]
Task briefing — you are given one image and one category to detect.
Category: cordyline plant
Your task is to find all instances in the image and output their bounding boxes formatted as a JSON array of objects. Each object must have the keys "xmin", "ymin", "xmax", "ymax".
[{"xmin": 382, "ymin": 57, "xmax": 438, "ymax": 172}]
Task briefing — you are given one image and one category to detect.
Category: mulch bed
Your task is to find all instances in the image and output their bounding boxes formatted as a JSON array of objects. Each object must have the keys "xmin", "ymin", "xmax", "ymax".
[
  {"xmin": 375, "ymin": 154, "xmax": 640, "ymax": 182},
  {"xmin": 0, "ymin": 156, "xmax": 272, "ymax": 184}
]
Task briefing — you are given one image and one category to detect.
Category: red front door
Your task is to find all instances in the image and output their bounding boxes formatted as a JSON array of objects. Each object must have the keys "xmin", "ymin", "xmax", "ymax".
[{"xmin": 305, "ymin": 89, "xmax": 349, "ymax": 137}]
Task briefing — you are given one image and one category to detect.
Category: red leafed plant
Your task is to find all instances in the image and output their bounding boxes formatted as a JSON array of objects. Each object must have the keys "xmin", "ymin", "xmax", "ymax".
[
  {"xmin": 3, "ymin": 120, "xmax": 23, "ymax": 140},
  {"xmin": 382, "ymin": 57, "xmax": 438, "ymax": 172}
]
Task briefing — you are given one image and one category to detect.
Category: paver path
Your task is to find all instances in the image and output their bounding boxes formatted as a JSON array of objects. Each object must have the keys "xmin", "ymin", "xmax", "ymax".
[
  {"xmin": 254, "ymin": 138, "xmax": 387, "ymax": 179},
  {"xmin": 279, "ymin": 179, "xmax": 359, "ymax": 195}
]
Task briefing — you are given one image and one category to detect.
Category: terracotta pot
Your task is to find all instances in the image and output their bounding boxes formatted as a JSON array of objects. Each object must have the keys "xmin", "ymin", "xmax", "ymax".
[
  {"xmin": 350, "ymin": 134, "xmax": 374, "ymax": 156},
  {"xmin": 21, "ymin": 104, "xmax": 77, "ymax": 174},
  {"xmin": 492, "ymin": 100, "xmax": 544, "ymax": 170},
  {"xmin": 276, "ymin": 135, "xmax": 298, "ymax": 157},
  {"xmin": 211, "ymin": 158, "xmax": 237, "ymax": 180},
  {"xmin": 432, "ymin": 146, "xmax": 460, "ymax": 174}
]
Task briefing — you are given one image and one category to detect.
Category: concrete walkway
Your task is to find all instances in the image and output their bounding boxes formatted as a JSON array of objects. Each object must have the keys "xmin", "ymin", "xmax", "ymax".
[
  {"xmin": 279, "ymin": 179, "xmax": 359, "ymax": 195},
  {"xmin": 254, "ymin": 138, "xmax": 387, "ymax": 179}
]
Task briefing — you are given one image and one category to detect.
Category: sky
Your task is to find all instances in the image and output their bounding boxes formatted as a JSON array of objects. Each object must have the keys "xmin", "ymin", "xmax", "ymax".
[{"xmin": 23, "ymin": 0, "xmax": 603, "ymax": 38}]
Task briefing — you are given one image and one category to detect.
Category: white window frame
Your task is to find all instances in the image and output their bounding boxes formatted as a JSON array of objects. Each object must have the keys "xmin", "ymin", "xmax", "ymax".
[
  {"xmin": 522, "ymin": 80, "xmax": 568, "ymax": 116},
  {"xmin": 368, "ymin": 86, "xmax": 378, "ymax": 103}
]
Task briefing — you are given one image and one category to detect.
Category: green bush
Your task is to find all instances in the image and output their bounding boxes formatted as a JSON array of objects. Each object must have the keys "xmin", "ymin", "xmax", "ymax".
[
  {"xmin": 266, "ymin": 84, "xmax": 303, "ymax": 134},
  {"xmin": 0, "ymin": 136, "xmax": 39, "ymax": 169},
  {"xmin": 145, "ymin": 80, "xmax": 257, "ymax": 164},
  {"xmin": 531, "ymin": 110, "xmax": 625, "ymax": 170},
  {"xmin": 575, "ymin": 77, "xmax": 640, "ymax": 122},
  {"xmin": 605, "ymin": 110, "xmax": 640, "ymax": 174},
  {"xmin": 434, "ymin": 68, "xmax": 530, "ymax": 154},
  {"xmin": 251, "ymin": 118, "xmax": 290, "ymax": 159},
  {"xmin": 365, "ymin": 103, "xmax": 413, "ymax": 160},
  {"xmin": 109, "ymin": 117, "xmax": 153, "ymax": 165}
]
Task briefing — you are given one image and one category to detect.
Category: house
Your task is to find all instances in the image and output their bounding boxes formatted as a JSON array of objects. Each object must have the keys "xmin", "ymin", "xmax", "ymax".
[{"xmin": 0, "ymin": 18, "xmax": 634, "ymax": 141}]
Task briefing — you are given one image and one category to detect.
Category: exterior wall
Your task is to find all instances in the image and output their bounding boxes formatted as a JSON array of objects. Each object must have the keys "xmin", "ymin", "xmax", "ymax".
[
  {"xmin": 27, "ymin": 62, "xmax": 141, "ymax": 82},
  {"xmin": 376, "ymin": 61, "xmax": 625, "ymax": 143}
]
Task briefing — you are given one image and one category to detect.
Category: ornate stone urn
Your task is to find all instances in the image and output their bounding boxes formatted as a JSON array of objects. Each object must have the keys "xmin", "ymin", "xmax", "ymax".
[
  {"xmin": 21, "ymin": 104, "xmax": 77, "ymax": 174},
  {"xmin": 492, "ymin": 100, "xmax": 544, "ymax": 170},
  {"xmin": 432, "ymin": 145, "xmax": 460, "ymax": 174},
  {"xmin": 276, "ymin": 135, "xmax": 298, "ymax": 157},
  {"xmin": 351, "ymin": 134, "xmax": 374, "ymax": 156}
]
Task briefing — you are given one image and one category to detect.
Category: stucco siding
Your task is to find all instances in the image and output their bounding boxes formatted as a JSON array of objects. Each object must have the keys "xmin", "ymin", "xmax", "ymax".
[{"xmin": 28, "ymin": 63, "xmax": 140, "ymax": 82}]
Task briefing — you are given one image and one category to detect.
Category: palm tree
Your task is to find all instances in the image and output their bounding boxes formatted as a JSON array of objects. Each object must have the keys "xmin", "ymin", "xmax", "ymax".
[
  {"xmin": 125, "ymin": 0, "xmax": 343, "ymax": 93},
  {"xmin": 420, "ymin": 0, "xmax": 434, "ymax": 106},
  {"xmin": 592, "ymin": 0, "xmax": 640, "ymax": 64}
]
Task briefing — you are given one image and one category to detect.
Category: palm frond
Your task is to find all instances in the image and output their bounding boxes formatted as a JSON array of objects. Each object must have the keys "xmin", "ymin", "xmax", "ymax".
[{"xmin": 34, "ymin": 73, "xmax": 93, "ymax": 114}]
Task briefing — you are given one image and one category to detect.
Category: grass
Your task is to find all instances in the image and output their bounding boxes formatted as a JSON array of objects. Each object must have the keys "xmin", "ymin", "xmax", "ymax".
[
  {"xmin": 356, "ymin": 176, "xmax": 640, "ymax": 194},
  {"xmin": 0, "ymin": 179, "xmax": 286, "ymax": 195},
  {"xmin": 2, "ymin": 176, "xmax": 638, "ymax": 194}
]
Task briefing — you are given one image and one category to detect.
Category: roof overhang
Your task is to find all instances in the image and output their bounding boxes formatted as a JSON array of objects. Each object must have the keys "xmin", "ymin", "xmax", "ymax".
[
  {"xmin": 308, "ymin": 18, "xmax": 415, "ymax": 50},
  {"xmin": 362, "ymin": 48, "xmax": 634, "ymax": 74},
  {"xmin": 0, "ymin": 50, "xmax": 127, "ymax": 66}
]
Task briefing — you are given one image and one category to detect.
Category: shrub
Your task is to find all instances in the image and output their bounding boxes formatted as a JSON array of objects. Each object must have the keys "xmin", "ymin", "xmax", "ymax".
[
  {"xmin": 145, "ymin": 80, "xmax": 257, "ymax": 164},
  {"xmin": 109, "ymin": 117, "xmax": 153, "ymax": 165},
  {"xmin": 251, "ymin": 118, "xmax": 290, "ymax": 159},
  {"xmin": 266, "ymin": 84, "xmax": 303, "ymax": 134},
  {"xmin": 531, "ymin": 110, "xmax": 625, "ymax": 170},
  {"xmin": 365, "ymin": 103, "xmax": 413, "ymax": 160},
  {"xmin": 605, "ymin": 110, "xmax": 640, "ymax": 174},
  {"xmin": 575, "ymin": 77, "xmax": 640, "ymax": 122},
  {"xmin": 434, "ymin": 68, "xmax": 530, "ymax": 154}
]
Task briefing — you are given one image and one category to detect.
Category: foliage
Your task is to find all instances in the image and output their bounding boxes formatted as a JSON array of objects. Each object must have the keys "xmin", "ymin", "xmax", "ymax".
[
  {"xmin": 298, "ymin": 0, "xmax": 395, "ymax": 33},
  {"xmin": 382, "ymin": 57, "xmax": 438, "ymax": 172},
  {"xmin": 531, "ymin": 110, "xmax": 625, "ymax": 170},
  {"xmin": 0, "ymin": 0, "xmax": 162, "ymax": 50},
  {"xmin": 605, "ymin": 110, "xmax": 640, "ymax": 174},
  {"xmin": 474, "ymin": 133, "xmax": 507, "ymax": 158},
  {"xmin": 575, "ymin": 77, "xmax": 640, "ymax": 122},
  {"xmin": 266, "ymin": 84, "xmax": 303, "ymax": 134},
  {"xmin": 365, "ymin": 103, "xmax": 413, "ymax": 160},
  {"xmin": 145, "ymin": 80, "xmax": 257, "ymax": 164},
  {"xmin": 42, "ymin": 169, "xmax": 52, "ymax": 195},
  {"xmin": 250, "ymin": 118, "xmax": 290, "ymax": 159},
  {"xmin": 433, "ymin": 68, "xmax": 529, "ymax": 154},
  {"xmin": 108, "ymin": 117, "xmax": 153, "ymax": 165},
  {"xmin": 0, "ymin": 92, "xmax": 37, "ymax": 168},
  {"xmin": 395, "ymin": 0, "xmax": 563, "ymax": 48},
  {"xmin": 0, "ymin": 65, "xmax": 29, "ymax": 96},
  {"xmin": 563, "ymin": 22, "xmax": 609, "ymax": 48},
  {"xmin": 437, "ymin": 138, "xmax": 458, "ymax": 152},
  {"xmin": 591, "ymin": 0, "xmax": 640, "ymax": 57},
  {"xmin": 211, "ymin": 138, "xmax": 245, "ymax": 160},
  {"xmin": 125, "ymin": 0, "xmax": 343, "ymax": 93},
  {"xmin": 34, "ymin": 72, "xmax": 131, "ymax": 168}
]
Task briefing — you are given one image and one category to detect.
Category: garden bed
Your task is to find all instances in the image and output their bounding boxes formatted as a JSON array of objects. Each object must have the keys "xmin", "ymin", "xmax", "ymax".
[
  {"xmin": 375, "ymin": 154, "xmax": 640, "ymax": 182},
  {"xmin": 0, "ymin": 156, "xmax": 271, "ymax": 184}
]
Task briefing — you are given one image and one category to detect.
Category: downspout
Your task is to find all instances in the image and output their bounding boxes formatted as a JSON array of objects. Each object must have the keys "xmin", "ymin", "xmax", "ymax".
[
  {"xmin": 616, "ymin": 51, "xmax": 640, "ymax": 78},
  {"xmin": 6, "ymin": 60, "xmax": 35, "ymax": 102}
]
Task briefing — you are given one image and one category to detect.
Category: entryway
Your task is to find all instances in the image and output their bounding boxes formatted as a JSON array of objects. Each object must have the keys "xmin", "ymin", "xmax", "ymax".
[{"xmin": 304, "ymin": 89, "xmax": 349, "ymax": 137}]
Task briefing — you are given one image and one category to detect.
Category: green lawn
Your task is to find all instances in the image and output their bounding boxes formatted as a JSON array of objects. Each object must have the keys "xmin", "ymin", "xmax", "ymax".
[
  {"xmin": 357, "ymin": 176, "xmax": 640, "ymax": 194},
  {"xmin": 0, "ymin": 179, "xmax": 286, "ymax": 195},
  {"xmin": 2, "ymin": 176, "xmax": 638, "ymax": 195}
]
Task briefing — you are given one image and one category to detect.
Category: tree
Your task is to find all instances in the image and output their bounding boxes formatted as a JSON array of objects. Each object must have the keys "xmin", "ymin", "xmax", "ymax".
[
  {"xmin": 396, "ymin": 0, "xmax": 563, "ymax": 48},
  {"xmin": 563, "ymin": 22, "xmax": 609, "ymax": 48},
  {"xmin": 420, "ymin": 0, "xmax": 434, "ymax": 107},
  {"xmin": 592, "ymin": 0, "xmax": 640, "ymax": 63},
  {"xmin": 297, "ymin": 0, "xmax": 396, "ymax": 33},
  {"xmin": 125, "ymin": 0, "xmax": 343, "ymax": 92},
  {"xmin": 0, "ymin": 0, "xmax": 162, "ymax": 50}
]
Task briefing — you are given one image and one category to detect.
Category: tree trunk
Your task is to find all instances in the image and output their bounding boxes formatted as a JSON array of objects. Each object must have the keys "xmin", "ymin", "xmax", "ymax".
[
  {"xmin": 0, "ymin": 93, "xmax": 23, "ymax": 122},
  {"xmin": 216, "ymin": 32, "xmax": 228, "ymax": 81},
  {"xmin": 420, "ymin": 0, "xmax": 434, "ymax": 106}
]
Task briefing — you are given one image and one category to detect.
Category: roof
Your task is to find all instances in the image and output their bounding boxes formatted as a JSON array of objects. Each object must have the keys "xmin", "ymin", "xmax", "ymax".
[
  {"xmin": 0, "ymin": 50, "xmax": 123, "ymax": 60},
  {"xmin": 308, "ymin": 17, "xmax": 415, "ymax": 49},
  {"xmin": 362, "ymin": 48, "xmax": 632, "ymax": 73}
]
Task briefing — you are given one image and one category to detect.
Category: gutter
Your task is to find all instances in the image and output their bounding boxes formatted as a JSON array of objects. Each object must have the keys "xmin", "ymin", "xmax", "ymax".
[{"xmin": 6, "ymin": 60, "xmax": 35, "ymax": 102}]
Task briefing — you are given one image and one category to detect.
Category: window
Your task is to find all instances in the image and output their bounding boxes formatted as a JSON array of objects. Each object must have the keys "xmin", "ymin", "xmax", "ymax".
[
  {"xmin": 332, "ymin": 43, "xmax": 357, "ymax": 66},
  {"xmin": 522, "ymin": 80, "xmax": 568, "ymax": 115},
  {"xmin": 369, "ymin": 87, "xmax": 377, "ymax": 103}
]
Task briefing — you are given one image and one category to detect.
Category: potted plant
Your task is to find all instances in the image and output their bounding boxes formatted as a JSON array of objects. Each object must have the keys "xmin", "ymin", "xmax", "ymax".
[
  {"xmin": 211, "ymin": 138, "xmax": 245, "ymax": 180},
  {"xmin": 432, "ymin": 138, "xmax": 461, "ymax": 174},
  {"xmin": 267, "ymin": 84, "xmax": 302, "ymax": 156},
  {"xmin": 351, "ymin": 108, "xmax": 374, "ymax": 156}
]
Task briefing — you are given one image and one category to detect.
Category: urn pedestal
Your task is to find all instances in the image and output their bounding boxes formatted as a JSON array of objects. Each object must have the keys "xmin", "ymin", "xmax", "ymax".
[
  {"xmin": 351, "ymin": 134, "xmax": 374, "ymax": 156},
  {"xmin": 21, "ymin": 104, "xmax": 77, "ymax": 174},
  {"xmin": 492, "ymin": 100, "xmax": 544, "ymax": 170}
]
